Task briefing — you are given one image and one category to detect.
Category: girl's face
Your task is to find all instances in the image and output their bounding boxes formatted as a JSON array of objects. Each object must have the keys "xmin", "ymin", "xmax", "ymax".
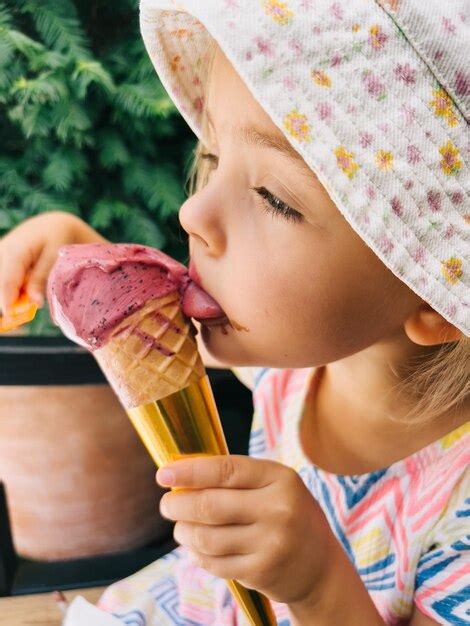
[{"xmin": 179, "ymin": 47, "xmax": 421, "ymax": 367}]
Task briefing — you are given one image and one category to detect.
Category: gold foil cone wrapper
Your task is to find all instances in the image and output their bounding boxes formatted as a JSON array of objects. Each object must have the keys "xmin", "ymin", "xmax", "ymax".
[{"xmin": 127, "ymin": 374, "xmax": 277, "ymax": 626}]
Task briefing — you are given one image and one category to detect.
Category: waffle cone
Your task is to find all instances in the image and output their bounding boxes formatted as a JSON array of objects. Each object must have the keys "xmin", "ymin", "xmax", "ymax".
[{"xmin": 94, "ymin": 293, "xmax": 205, "ymax": 409}]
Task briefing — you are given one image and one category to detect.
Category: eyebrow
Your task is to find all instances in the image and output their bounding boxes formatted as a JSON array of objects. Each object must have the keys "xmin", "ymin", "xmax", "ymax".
[{"xmin": 205, "ymin": 110, "xmax": 316, "ymax": 182}]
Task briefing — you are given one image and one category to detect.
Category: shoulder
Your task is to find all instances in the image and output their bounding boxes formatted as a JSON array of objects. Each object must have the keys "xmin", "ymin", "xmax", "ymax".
[
  {"xmin": 425, "ymin": 460, "xmax": 469, "ymax": 543},
  {"xmin": 412, "ymin": 422, "xmax": 469, "ymax": 498},
  {"xmin": 399, "ymin": 421, "xmax": 468, "ymax": 495},
  {"xmin": 387, "ymin": 423, "xmax": 469, "ymax": 551},
  {"xmin": 413, "ymin": 462, "xmax": 469, "ymax": 624}
]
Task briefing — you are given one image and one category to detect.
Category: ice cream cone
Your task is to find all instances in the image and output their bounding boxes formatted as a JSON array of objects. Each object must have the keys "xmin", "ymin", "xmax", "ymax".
[
  {"xmin": 47, "ymin": 244, "xmax": 277, "ymax": 625},
  {"xmin": 95, "ymin": 297, "xmax": 276, "ymax": 625},
  {"xmin": 94, "ymin": 293, "xmax": 205, "ymax": 409}
]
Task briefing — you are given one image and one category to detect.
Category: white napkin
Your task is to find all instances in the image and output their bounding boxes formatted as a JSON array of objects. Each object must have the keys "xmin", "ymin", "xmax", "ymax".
[{"xmin": 63, "ymin": 596, "xmax": 122, "ymax": 626}]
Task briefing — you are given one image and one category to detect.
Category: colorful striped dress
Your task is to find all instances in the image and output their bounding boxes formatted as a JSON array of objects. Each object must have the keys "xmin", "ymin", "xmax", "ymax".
[{"xmin": 97, "ymin": 366, "xmax": 470, "ymax": 625}]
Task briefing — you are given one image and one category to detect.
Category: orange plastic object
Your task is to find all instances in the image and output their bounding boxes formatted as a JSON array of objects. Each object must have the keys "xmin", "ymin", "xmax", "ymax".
[{"xmin": 0, "ymin": 293, "xmax": 38, "ymax": 333}]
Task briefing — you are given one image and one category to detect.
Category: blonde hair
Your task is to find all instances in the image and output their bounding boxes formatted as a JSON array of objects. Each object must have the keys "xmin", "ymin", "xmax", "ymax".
[
  {"xmin": 393, "ymin": 336, "xmax": 469, "ymax": 424},
  {"xmin": 184, "ymin": 42, "xmax": 470, "ymax": 426}
]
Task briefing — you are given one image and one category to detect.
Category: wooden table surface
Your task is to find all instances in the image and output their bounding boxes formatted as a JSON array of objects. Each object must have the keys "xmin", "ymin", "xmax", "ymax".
[{"xmin": 0, "ymin": 586, "xmax": 106, "ymax": 625}]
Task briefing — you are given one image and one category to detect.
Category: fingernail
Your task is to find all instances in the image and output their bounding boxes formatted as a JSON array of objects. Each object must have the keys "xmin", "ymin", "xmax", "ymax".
[{"xmin": 157, "ymin": 468, "xmax": 175, "ymax": 486}]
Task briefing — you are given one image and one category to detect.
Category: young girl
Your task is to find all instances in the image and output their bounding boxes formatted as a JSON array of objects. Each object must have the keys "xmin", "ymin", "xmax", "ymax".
[{"xmin": 1, "ymin": 1, "xmax": 468, "ymax": 624}]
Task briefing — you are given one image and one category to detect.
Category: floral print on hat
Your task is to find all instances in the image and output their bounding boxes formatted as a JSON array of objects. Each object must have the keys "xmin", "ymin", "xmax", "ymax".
[{"xmin": 140, "ymin": 0, "xmax": 470, "ymax": 338}]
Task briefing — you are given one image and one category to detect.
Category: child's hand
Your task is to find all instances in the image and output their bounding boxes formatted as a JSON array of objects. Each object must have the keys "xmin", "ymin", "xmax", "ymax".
[
  {"xmin": 156, "ymin": 455, "xmax": 336, "ymax": 607},
  {"xmin": 0, "ymin": 212, "xmax": 107, "ymax": 314}
]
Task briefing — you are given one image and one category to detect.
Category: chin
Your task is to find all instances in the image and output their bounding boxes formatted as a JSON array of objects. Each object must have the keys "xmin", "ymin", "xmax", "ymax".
[
  {"xmin": 201, "ymin": 325, "xmax": 281, "ymax": 368},
  {"xmin": 203, "ymin": 325, "xmax": 331, "ymax": 369},
  {"xmin": 200, "ymin": 324, "xmax": 254, "ymax": 367}
]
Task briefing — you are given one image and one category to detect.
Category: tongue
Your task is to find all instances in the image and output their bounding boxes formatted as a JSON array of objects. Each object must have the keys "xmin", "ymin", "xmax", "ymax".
[{"xmin": 182, "ymin": 282, "xmax": 228, "ymax": 324}]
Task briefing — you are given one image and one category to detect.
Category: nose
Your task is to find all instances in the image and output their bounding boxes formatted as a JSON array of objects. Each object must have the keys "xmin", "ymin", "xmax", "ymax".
[{"xmin": 179, "ymin": 189, "xmax": 226, "ymax": 257}]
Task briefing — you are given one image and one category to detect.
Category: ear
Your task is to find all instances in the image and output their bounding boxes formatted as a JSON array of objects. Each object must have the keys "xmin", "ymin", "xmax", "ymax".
[{"xmin": 404, "ymin": 302, "xmax": 463, "ymax": 346}]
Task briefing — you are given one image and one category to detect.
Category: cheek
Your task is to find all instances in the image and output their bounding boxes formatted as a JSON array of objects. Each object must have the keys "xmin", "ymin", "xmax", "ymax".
[
  {"xmin": 243, "ymin": 246, "xmax": 411, "ymax": 366},
  {"xmin": 204, "ymin": 226, "xmax": 415, "ymax": 367},
  {"xmin": 229, "ymin": 250, "xmax": 334, "ymax": 363},
  {"xmin": 307, "ymin": 257, "xmax": 416, "ymax": 360}
]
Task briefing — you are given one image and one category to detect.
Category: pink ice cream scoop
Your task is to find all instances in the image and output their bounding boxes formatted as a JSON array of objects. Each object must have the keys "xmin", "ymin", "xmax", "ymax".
[{"xmin": 47, "ymin": 243, "xmax": 227, "ymax": 351}]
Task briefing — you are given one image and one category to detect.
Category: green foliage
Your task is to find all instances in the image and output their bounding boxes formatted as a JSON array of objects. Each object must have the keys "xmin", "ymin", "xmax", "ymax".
[{"xmin": 0, "ymin": 0, "xmax": 197, "ymax": 334}]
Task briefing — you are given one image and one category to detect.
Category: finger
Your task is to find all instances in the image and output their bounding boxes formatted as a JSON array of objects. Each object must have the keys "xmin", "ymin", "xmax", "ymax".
[
  {"xmin": 25, "ymin": 247, "xmax": 58, "ymax": 308},
  {"xmin": 160, "ymin": 487, "xmax": 260, "ymax": 525},
  {"xmin": 0, "ymin": 243, "xmax": 33, "ymax": 313},
  {"xmin": 0, "ymin": 250, "xmax": 3, "ymax": 310},
  {"xmin": 174, "ymin": 521, "xmax": 255, "ymax": 557},
  {"xmin": 185, "ymin": 550, "xmax": 258, "ymax": 585},
  {"xmin": 157, "ymin": 455, "xmax": 280, "ymax": 490}
]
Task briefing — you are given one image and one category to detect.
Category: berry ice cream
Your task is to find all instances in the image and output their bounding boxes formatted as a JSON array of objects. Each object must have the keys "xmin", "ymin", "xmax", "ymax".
[{"xmin": 47, "ymin": 243, "xmax": 227, "ymax": 351}]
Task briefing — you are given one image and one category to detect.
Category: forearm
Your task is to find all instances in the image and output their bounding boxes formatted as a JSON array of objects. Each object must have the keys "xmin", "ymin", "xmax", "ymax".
[{"xmin": 288, "ymin": 539, "xmax": 386, "ymax": 626}]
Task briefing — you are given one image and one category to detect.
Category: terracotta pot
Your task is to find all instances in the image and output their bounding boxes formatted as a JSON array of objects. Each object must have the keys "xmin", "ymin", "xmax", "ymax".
[{"xmin": 0, "ymin": 337, "xmax": 169, "ymax": 561}]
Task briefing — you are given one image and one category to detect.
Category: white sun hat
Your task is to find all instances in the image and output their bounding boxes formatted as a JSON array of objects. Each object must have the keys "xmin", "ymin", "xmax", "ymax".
[{"xmin": 140, "ymin": 0, "xmax": 469, "ymax": 336}]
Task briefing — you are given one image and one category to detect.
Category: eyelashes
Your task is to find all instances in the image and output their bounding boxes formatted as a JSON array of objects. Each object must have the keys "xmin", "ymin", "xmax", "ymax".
[
  {"xmin": 250, "ymin": 186, "xmax": 303, "ymax": 223},
  {"xmin": 199, "ymin": 152, "xmax": 303, "ymax": 224}
]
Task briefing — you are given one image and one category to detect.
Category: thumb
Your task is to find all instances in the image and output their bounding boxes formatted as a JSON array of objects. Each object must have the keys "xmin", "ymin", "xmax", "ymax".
[
  {"xmin": 26, "ymin": 249, "xmax": 58, "ymax": 308},
  {"xmin": 0, "ymin": 248, "xmax": 30, "ymax": 314}
]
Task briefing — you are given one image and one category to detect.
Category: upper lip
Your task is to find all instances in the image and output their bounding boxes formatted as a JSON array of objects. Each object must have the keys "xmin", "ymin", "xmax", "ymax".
[{"xmin": 188, "ymin": 259, "xmax": 202, "ymax": 286}]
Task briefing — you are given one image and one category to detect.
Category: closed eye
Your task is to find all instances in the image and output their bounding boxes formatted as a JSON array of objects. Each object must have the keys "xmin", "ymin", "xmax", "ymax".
[
  {"xmin": 250, "ymin": 186, "xmax": 303, "ymax": 223},
  {"xmin": 200, "ymin": 153, "xmax": 303, "ymax": 223}
]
